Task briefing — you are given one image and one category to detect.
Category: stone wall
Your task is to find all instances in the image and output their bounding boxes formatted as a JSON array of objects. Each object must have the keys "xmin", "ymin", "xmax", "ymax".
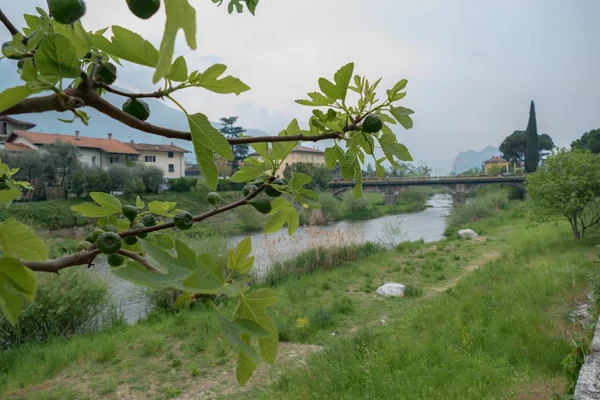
[{"xmin": 575, "ymin": 317, "xmax": 600, "ymax": 399}]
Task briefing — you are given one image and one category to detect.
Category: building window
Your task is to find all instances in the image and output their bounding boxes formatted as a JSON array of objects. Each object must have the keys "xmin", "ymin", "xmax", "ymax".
[
  {"xmin": 168, "ymin": 164, "xmax": 175, "ymax": 173},
  {"xmin": 145, "ymin": 156, "xmax": 156, "ymax": 162},
  {"xmin": 168, "ymin": 151, "xmax": 174, "ymax": 158},
  {"xmin": 1, "ymin": 122, "xmax": 7, "ymax": 136},
  {"xmin": 91, "ymin": 156, "xmax": 96, "ymax": 166},
  {"xmin": 109, "ymin": 157, "xmax": 119, "ymax": 164}
]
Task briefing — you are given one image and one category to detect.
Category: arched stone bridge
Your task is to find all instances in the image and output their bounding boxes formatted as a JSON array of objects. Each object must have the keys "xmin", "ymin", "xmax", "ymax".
[{"xmin": 328, "ymin": 175, "xmax": 526, "ymax": 204}]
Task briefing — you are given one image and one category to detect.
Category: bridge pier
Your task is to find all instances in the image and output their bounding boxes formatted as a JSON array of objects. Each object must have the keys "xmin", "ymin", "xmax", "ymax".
[
  {"xmin": 384, "ymin": 194, "xmax": 397, "ymax": 205},
  {"xmin": 452, "ymin": 192, "xmax": 467, "ymax": 204}
]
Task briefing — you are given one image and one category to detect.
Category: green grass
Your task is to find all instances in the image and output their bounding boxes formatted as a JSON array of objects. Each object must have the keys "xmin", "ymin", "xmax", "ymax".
[{"xmin": 0, "ymin": 202, "xmax": 595, "ymax": 399}]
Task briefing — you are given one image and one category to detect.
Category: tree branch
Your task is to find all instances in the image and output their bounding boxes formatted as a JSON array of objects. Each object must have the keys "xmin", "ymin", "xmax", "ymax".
[
  {"xmin": 0, "ymin": 8, "xmax": 19, "ymax": 36},
  {"xmin": 2, "ymin": 80, "xmax": 350, "ymax": 145},
  {"xmin": 96, "ymin": 82, "xmax": 166, "ymax": 99},
  {"xmin": 0, "ymin": 90, "xmax": 85, "ymax": 116},
  {"xmin": 117, "ymin": 249, "xmax": 160, "ymax": 273},
  {"xmin": 23, "ymin": 249, "xmax": 101, "ymax": 273},
  {"xmin": 21, "ymin": 185, "xmax": 268, "ymax": 273}
]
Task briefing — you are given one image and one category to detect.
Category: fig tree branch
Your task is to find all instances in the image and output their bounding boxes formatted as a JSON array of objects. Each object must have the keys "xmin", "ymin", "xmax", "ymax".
[
  {"xmin": 1, "ymin": 85, "xmax": 347, "ymax": 144},
  {"xmin": 96, "ymin": 82, "xmax": 167, "ymax": 99},
  {"xmin": 0, "ymin": 8, "xmax": 19, "ymax": 36},
  {"xmin": 21, "ymin": 184, "xmax": 268, "ymax": 273},
  {"xmin": 117, "ymin": 249, "xmax": 160, "ymax": 273},
  {"xmin": 22, "ymin": 249, "xmax": 101, "ymax": 273}
]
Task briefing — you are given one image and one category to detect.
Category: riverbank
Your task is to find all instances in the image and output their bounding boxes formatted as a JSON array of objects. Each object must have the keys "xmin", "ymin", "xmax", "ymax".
[
  {"xmin": 3, "ymin": 188, "xmax": 436, "ymax": 244},
  {"xmin": 1, "ymin": 202, "xmax": 596, "ymax": 399}
]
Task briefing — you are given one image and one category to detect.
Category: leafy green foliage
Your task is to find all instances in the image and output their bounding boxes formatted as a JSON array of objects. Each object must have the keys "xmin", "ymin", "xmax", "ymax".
[
  {"xmin": 571, "ymin": 127, "xmax": 600, "ymax": 154},
  {"xmin": 0, "ymin": 258, "xmax": 37, "ymax": 326},
  {"xmin": 71, "ymin": 192, "xmax": 122, "ymax": 217},
  {"xmin": 154, "ymin": 0, "xmax": 197, "ymax": 83},
  {"xmin": 527, "ymin": 149, "xmax": 600, "ymax": 238}
]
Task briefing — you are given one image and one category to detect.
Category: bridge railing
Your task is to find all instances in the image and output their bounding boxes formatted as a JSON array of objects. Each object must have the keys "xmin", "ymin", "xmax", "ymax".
[{"xmin": 328, "ymin": 175, "xmax": 526, "ymax": 186}]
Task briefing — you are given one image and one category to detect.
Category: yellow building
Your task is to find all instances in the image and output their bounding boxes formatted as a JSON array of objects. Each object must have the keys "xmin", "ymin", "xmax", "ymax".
[
  {"xmin": 251, "ymin": 145, "xmax": 326, "ymax": 178},
  {"xmin": 483, "ymin": 156, "xmax": 511, "ymax": 175}
]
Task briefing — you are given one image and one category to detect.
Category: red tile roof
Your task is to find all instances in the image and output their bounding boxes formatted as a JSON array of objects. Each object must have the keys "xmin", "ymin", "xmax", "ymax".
[
  {"xmin": 9, "ymin": 131, "xmax": 140, "ymax": 155},
  {"xmin": 129, "ymin": 143, "xmax": 189, "ymax": 153},
  {"xmin": 293, "ymin": 145, "xmax": 324, "ymax": 154},
  {"xmin": 3, "ymin": 142, "xmax": 34, "ymax": 152},
  {"xmin": 484, "ymin": 156, "xmax": 508, "ymax": 164}
]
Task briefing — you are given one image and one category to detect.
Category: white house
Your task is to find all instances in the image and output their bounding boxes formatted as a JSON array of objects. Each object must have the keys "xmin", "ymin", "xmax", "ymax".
[
  {"xmin": 129, "ymin": 142, "xmax": 188, "ymax": 179},
  {"xmin": 5, "ymin": 130, "xmax": 140, "ymax": 167}
]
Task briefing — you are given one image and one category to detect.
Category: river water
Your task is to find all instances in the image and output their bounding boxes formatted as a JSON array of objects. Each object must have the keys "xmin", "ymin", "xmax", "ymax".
[{"xmin": 93, "ymin": 194, "xmax": 452, "ymax": 323}]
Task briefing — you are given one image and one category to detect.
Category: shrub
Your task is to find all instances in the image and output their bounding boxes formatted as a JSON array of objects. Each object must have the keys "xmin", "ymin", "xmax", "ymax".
[
  {"xmin": 107, "ymin": 164, "xmax": 133, "ymax": 192},
  {"xmin": 447, "ymin": 189, "xmax": 510, "ymax": 228},
  {"xmin": 399, "ymin": 187, "xmax": 430, "ymax": 204},
  {"xmin": 319, "ymin": 192, "xmax": 343, "ymax": 220},
  {"xmin": 168, "ymin": 178, "xmax": 198, "ymax": 193},
  {"xmin": 0, "ymin": 269, "xmax": 110, "ymax": 348},
  {"xmin": 124, "ymin": 176, "xmax": 146, "ymax": 197},
  {"xmin": 342, "ymin": 191, "xmax": 372, "ymax": 218}
]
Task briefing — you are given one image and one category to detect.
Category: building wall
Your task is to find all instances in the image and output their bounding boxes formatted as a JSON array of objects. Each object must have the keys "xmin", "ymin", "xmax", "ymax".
[
  {"xmin": 135, "ymin": 150, "xmax": 185, "ymax": 179},
  {"xmin": 0, "ymin": 122, "xmax": 30, "ymax": 142},
  {"xmin": 254, "ymin": 151, "xmax": 326, "ymax": 178},
  {"xmin": 484, "ymin": 161, "xmax": 510, "ymax": 175}
]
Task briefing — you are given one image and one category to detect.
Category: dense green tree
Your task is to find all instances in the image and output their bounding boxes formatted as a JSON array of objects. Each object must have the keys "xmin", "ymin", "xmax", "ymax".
[
  {"xmin": 524, "ymin": 101, "xmax": 539, "ymax": 173},
  {"xmin": 131, "ymin": 164, "xmax": 164, "ymax": 193},
  {"xmin": 219, "ymin": 117, "xmax": 248, "ymax": 171},
  {"xmin": 283, "ymin": 162, "xmax": 333, "ymax": 190},
  {"xmin": 571, "ymin": 128, "xmax": 600, "ymax": 154},
  {"xmin": 527, "ymin": 150, "xmax": 600, "ymax": 239},
  {"xmin": 107, "ymin": 164, "xmax": 133, "ymax": 192},
  {"xmin": 40, "ymin": 141, "xmax": 81, "ymax": 187},
  {"xmin": 500, "ymin": 130, "xmax": 553, "ymax": 168}
]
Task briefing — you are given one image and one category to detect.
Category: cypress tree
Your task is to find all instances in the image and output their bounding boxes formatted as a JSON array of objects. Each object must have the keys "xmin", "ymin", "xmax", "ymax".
[{"xmin": 524, "ymin": 100, "xmax": 539, "ymax": 173}]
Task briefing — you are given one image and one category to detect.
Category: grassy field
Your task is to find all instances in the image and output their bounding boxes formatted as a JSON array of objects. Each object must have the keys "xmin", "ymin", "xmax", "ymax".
[{"xmin": 1, "ymin": 202, "xmax": 595, "ymax": 399}]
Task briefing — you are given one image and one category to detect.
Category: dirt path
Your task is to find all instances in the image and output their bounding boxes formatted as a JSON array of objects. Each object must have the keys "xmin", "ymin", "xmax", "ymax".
[{"xmin": 426, "ymin": 249, "xmax": 501, "ymax": 296}]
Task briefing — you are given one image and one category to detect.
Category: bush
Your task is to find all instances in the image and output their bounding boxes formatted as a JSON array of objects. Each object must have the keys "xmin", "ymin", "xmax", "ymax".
[
  {"xmin": 168, "ymin": 178, "xmax": 198, "ymax": 193},
  {"xmin": 399, "ymin": 187, "xmax": 430, "ymax": 204},
  {"xmin": 124, "ymin": 176, "xmax": 146, "ymax": 197},
  {"xmin": 447, "ymin": 189, "xmax": 510, "ymax": 228},
  {"xmin": 319, "ymin": 192, "xmax": 343, "ymax": 220},
  {"xmin": 217, "ymin": 179, "xmax": 245, "ymax": 192},
  {"xmin": 0, "ymin": 269, "xmax": 111, "ymax": 348},
  {"xmin": 107, "ymin": 164, "xmax": 133, "ymax": 192},
  {"xmin": 342, "ymin": 191, "xmax": 372, "ymax": 218}
]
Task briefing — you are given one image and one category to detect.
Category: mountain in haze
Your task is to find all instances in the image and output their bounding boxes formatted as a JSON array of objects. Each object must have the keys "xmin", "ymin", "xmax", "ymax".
[{"xmin": 450, "ymin": 146, "xmax": 500, "ymax": 174}]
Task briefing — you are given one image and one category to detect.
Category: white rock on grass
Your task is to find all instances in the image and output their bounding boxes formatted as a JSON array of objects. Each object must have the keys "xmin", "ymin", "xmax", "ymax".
[
  {"xmin": 376, "ymin": 283, "xmax": 406, "ymax": 297},
  {"xmin": 458, "ymin": 229, "xmax": 479, "ymax": 239}
]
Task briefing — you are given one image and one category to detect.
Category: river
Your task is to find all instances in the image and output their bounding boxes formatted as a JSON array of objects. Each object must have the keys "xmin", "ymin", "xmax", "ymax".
[{"xmin": 93, "ymin": 194, "xmax": 452, "ymax": 323}]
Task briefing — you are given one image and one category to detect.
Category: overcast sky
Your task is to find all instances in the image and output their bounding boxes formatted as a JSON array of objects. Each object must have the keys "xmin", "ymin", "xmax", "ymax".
[{"xmin": 2, "ymin": 0, "xmax": 600, "ymax": 173}]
